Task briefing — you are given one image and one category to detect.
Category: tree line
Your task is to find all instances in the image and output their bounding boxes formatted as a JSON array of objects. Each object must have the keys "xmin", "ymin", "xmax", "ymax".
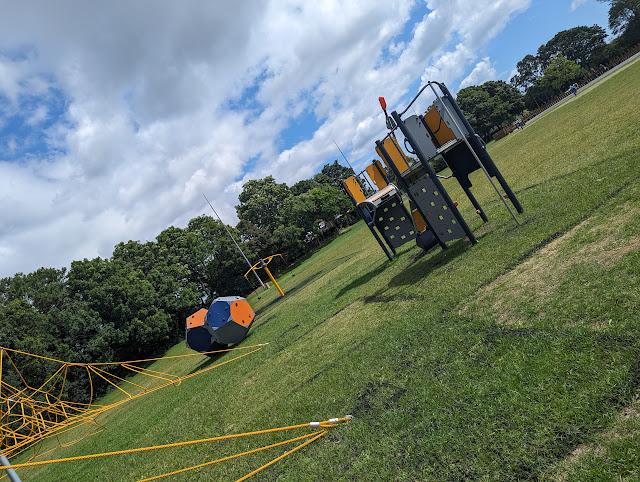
[
  {"xmin": 456, "ymin": 0, "xmax": 639, "ymax": 140},
  {"xmin": 0, "ymin": 161, "xmax": 356, "ymax": 402}
]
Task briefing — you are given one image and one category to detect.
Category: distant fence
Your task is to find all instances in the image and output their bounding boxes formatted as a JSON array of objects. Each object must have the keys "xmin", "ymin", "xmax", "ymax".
[
  {"xmin": 491, "ymin": 124, "xmax": 519, "ymax": 141},
  {"xmin": 491, "ymin": 42, "xmax": 640, "ymax": 142}
]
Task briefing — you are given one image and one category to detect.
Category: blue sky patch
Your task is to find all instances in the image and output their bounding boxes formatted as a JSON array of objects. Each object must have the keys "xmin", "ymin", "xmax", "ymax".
[{"xmin": 0, "ymin": 84, "xmax": 67, "ymax": 162}]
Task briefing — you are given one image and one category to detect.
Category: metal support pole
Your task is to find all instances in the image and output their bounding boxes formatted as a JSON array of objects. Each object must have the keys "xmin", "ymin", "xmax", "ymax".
[
  {"xmin": 261, "ymin": 260, "xmax": 284, "ymax": 297},
  {"xmin": 462, "ymin": 186, "xmax": 488, "ymax": 222},
  {"xmin": 342, "ymin": 186, "xmax": 393, "ymax": 261},
  {"xmin": 0, "ymin": 453, "xmax": 21, "ymax": 482}
]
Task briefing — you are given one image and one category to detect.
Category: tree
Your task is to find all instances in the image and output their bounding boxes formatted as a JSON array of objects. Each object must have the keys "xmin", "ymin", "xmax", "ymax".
[
  {"xmin": 597, "ymin": 0, "xmax": 640, "ymax": 47},
  {"xmin": 280, "ymin": 193, "xmax": 318, "ymax": 235},
  {"xmin": 511, "ymin": 24, "xmax": 615, "ymax": 102},
  {"xmin": 236, "ymin": 176, "xmax": 289, "ymax": 232},
  {"xmin": 67, "ymin": 257, "xmax": 171, "ymax": 361},
  {"xmin": 113, "ymin": 236, "xmax": 201, "ymax": 338},
  {"xmin": 273, "ymin": 224, "xmax": 305, "ymax": 259},
  {"xmin": 0, "ymin": 298, "xmax": 60, "ymax": 391},
  {"xmin": 537, "ymin": 26, "xmax": 607, "ymax": 68},
  {"xmin": 313, "ymin": 161, "xmax": 355, "ymax": 188},
  {"xmin": 523, "ymin": 82, "xmax": 558, "ymax": 110},
  {"xmin": 306, "ymin": 185, "xmax": 352, "ymax": 222},
  {"xmin": 0, "ymin": 267, "xmax": 68, "ymax": 314},
  {"xmin": 538, "ymin": 55, "xmax": 583, "ymax": 92},
  {"xmin": 456, "ymin": 81, "xmax": 525, "ymax": 139},
  {"xmin": 236, "ymin": 219, "xmax": 278, "ymax": 257},
  {"xmin": 183, "ymin": 215, "xmax": 253, "ymax": 297},
  {"xmin": 290, "ymin": 178, "xmax": 322, "ymax": 196},
  {"xmin": 510, "ymin": 54, "xmax": 543, "ymax": 92}
]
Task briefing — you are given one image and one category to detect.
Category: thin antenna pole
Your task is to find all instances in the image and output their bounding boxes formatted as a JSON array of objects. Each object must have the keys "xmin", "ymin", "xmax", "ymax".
[
  {"xmin": 332, "ymin": 139, "xmax": 355, "ymax": 172},
  {"xmin": 203, "ymin": 194, "xmax": 266, "ymax": 290}
]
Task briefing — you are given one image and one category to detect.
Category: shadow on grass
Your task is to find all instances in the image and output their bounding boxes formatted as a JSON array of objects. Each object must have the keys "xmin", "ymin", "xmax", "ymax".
[
  {"xmin": 256, "ymin": 251, "xmax": 362, "ymax": 315},
  {"xmin": 187, "ymin": 350, "xmax": 227, "ymax": 375},
  {"xmin": 254, "ymin": 270, "xmax": 325, "ymax": 316},
  {"xmin": 387, "ymin": 240, "xmax": 471, "ymax": 288},
  {"xmin": 334, "ymin": 238, "xmax": 473, "ymax": 298},
  {"xmin": 335, "ymin": 262, "xmax": 389, "ymax": 298}
]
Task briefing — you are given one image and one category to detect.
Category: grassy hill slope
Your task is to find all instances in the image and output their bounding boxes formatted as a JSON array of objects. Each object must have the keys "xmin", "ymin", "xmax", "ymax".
[{"xmin": 16, "ymin": 57, "xmax": 640, "ymax": 480}]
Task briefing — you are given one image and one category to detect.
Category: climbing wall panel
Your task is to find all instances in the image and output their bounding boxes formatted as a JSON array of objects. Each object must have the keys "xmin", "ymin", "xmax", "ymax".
[
  {"xmin": 373, "ymin": 197, "xmax": 417, "ymax": 249},
  {"xmin": 408, "ymin": 178, "xmax": 466, "ymax": 242}
]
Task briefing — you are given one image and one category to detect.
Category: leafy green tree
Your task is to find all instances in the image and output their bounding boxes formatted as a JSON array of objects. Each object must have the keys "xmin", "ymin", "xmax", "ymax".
[
  {"xmin": 236, "ymin": 219, "xmax": 278, "ymax": 257},
  {"xmin": 280, "ymin": 193, "xmax": 318, "ymax": 235},
  {"xmin": 186, "ymin": 215, "xmax": 256, "ymax": 297},
  {"xmin": 236, "ymin": 176, "xmax": 289, "ymax": 232},
  {"xmin": 512, "ymin": 25, "xmax": 614, "ymax": 102},
  {"xmin": 112, "ymin": 237, "xmax": 201, "ymax": 338},
  {"xmin": 0, "ymin": 267, "xmax": 68, "ymax": 314},
  {"xmin": 67, "ymin": 257, "xmax": 171, "ymax": 361},
  {"xmin": 306, "ymin": 185, "xmax": 352, "ymax": 222},
  {"xmin": 523, "ymin": 82, "xmax": 558, "ymax": 109},
  {"xmin": 0, "ymin": 298, "xmax": 60, "ymax": 391},
  {"xmin": 290, "ymin": 178, "xmax": 322, "ymax": 196},
  {"xmin": 313, "ymin": 160, "xmax": 355, "ymax": 188},
  {"xmin": 537, "ymin": 26, "xmax": 607, "ymax": 68},
  {"xmin": 511, "ymin": 54, "xmax": 543, "ymax": 92},
  {"xmin": 597, "ymin": 0, "xmax": 640, "ymax": 47},
  {"xmin": 538, "ymin": 55, "xmax": 583, "ymax": 92},
  {"xmin": 273, "ymin": 224, "xmax": 305, "ymax": 259},
  {"xmin": 589, "ymin": 41, "xmax": 625, "ymax": 67},
  {"xmin": 456, "ymin": 81, "xmax": 525, "ymax": 139}
]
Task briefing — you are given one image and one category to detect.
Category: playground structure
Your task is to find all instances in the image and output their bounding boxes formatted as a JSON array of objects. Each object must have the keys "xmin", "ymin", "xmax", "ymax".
[
  {"xmin": 245, "ymin": 254, "xmax": 285, "ymax": 297},
  {"xmin": 342, "ymin": 81, "xmax": 523, "ymax": 259},
  {"xmin": 185, "ymin": 296, "xmax": 255, "ymax": 353}
]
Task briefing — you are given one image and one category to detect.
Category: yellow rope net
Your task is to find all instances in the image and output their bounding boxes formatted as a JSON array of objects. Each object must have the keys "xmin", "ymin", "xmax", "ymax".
[
  {"xmin": 0, "ymin": 345, "xmax": 265, "ymax": 459},
  {"xmin": 0, "ymin": 345, "xmax": 352, "ymax": 480}
]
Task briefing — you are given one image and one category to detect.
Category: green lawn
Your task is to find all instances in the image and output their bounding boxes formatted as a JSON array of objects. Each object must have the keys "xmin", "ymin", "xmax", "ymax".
[{"xmin": 12, "ymin": 57, "xmax": 640, "ymax": 481}]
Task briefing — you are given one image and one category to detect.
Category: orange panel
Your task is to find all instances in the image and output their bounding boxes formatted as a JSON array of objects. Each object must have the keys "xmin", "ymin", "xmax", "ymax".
[
  {"xmin": 186, "ymin": 309, "xmax": 207, "ymax": 328},
  {"xmin": 412, "ymin": 209, "xmax": 426, "ymax": 232},
  {"xmin": 365, "ymin": 161, "xmax": 388, "ymax": 190},
  {"xmin": 377, "ymin": 137, "xmax": 409, "ymax": 174},
  {"xmin": 230, "ymin": 299, "xmax": 254, "ymax": 327},
  {"xmin": 342, "ymin": 176, "xmax": 366, "ymax": 204},
  {"xmin": 423, "ymin": 107, "xmax": 456, "ymax": 145}
]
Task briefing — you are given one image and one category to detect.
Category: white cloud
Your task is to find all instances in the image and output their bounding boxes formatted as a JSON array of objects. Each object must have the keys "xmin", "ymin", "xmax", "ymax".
[
  {"xmin": 0, "ymin": 0, "xmax": 532, "ymax": 278},
  {"xmin": 459, "ymin": 57, "xmax": 497, "ymax": 89},
  {"xmin": 570, "ymin": 0, "xmax": 588, "ymax": 12}
]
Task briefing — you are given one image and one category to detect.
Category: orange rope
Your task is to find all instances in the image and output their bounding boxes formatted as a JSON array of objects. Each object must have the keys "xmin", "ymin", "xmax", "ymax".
[
  {"xmin": 0, "ymin": 344, "xmax": 352, "ymax": 481},
  {"xmin": 235, "ymin": 430, "xmax": 328, "ymax": 482},
  {"xmin": 0, "ymin": 344, "xmax": 268, "ymax": 459},
  {"xmin": 138, "ymin": 432, "xmax": 325, "ymax": 481},
  {"xmin": 3, "ymin": 418, "xmax": 351, "ymax": 469}
]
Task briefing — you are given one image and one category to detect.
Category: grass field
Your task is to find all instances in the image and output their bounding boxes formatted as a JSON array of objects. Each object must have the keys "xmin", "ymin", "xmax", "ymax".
[{"xmin": 13, "ymin": 57, "xmax": 640, "ymax": 481}]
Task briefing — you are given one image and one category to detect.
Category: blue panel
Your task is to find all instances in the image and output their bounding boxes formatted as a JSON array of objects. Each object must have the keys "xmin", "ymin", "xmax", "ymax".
[
  {"xmin": 186, "ymin": 326, "xmax": 213, "ymax": 353},
  {"xmin": 206, "ymin": 300, "xmax": 231, "ymax": 328}
]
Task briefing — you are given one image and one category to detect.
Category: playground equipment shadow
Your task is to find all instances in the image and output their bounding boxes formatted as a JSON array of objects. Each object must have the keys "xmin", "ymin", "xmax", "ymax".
[{"xmin": 387, "ymin": 240, "xmax": 471, "ymax": 288}]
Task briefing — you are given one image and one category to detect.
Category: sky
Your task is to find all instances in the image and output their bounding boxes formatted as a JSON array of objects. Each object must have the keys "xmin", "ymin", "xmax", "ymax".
[{"xmin": 0, "ymin": 0, "xmax": 611, "ymax": 278}]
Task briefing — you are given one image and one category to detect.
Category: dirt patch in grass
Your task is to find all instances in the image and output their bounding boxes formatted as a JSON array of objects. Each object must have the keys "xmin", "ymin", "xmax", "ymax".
[
  {"xmin": 463, "ymin": 201, "xmax": 639, "ymax": 327},
  {"xmin": 579, "ymin": 204, "xmax": 640, "ymax": 267},
  {"xmin": 551, "ymin": 396, "xmax": 640, "ymax": 481}
]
